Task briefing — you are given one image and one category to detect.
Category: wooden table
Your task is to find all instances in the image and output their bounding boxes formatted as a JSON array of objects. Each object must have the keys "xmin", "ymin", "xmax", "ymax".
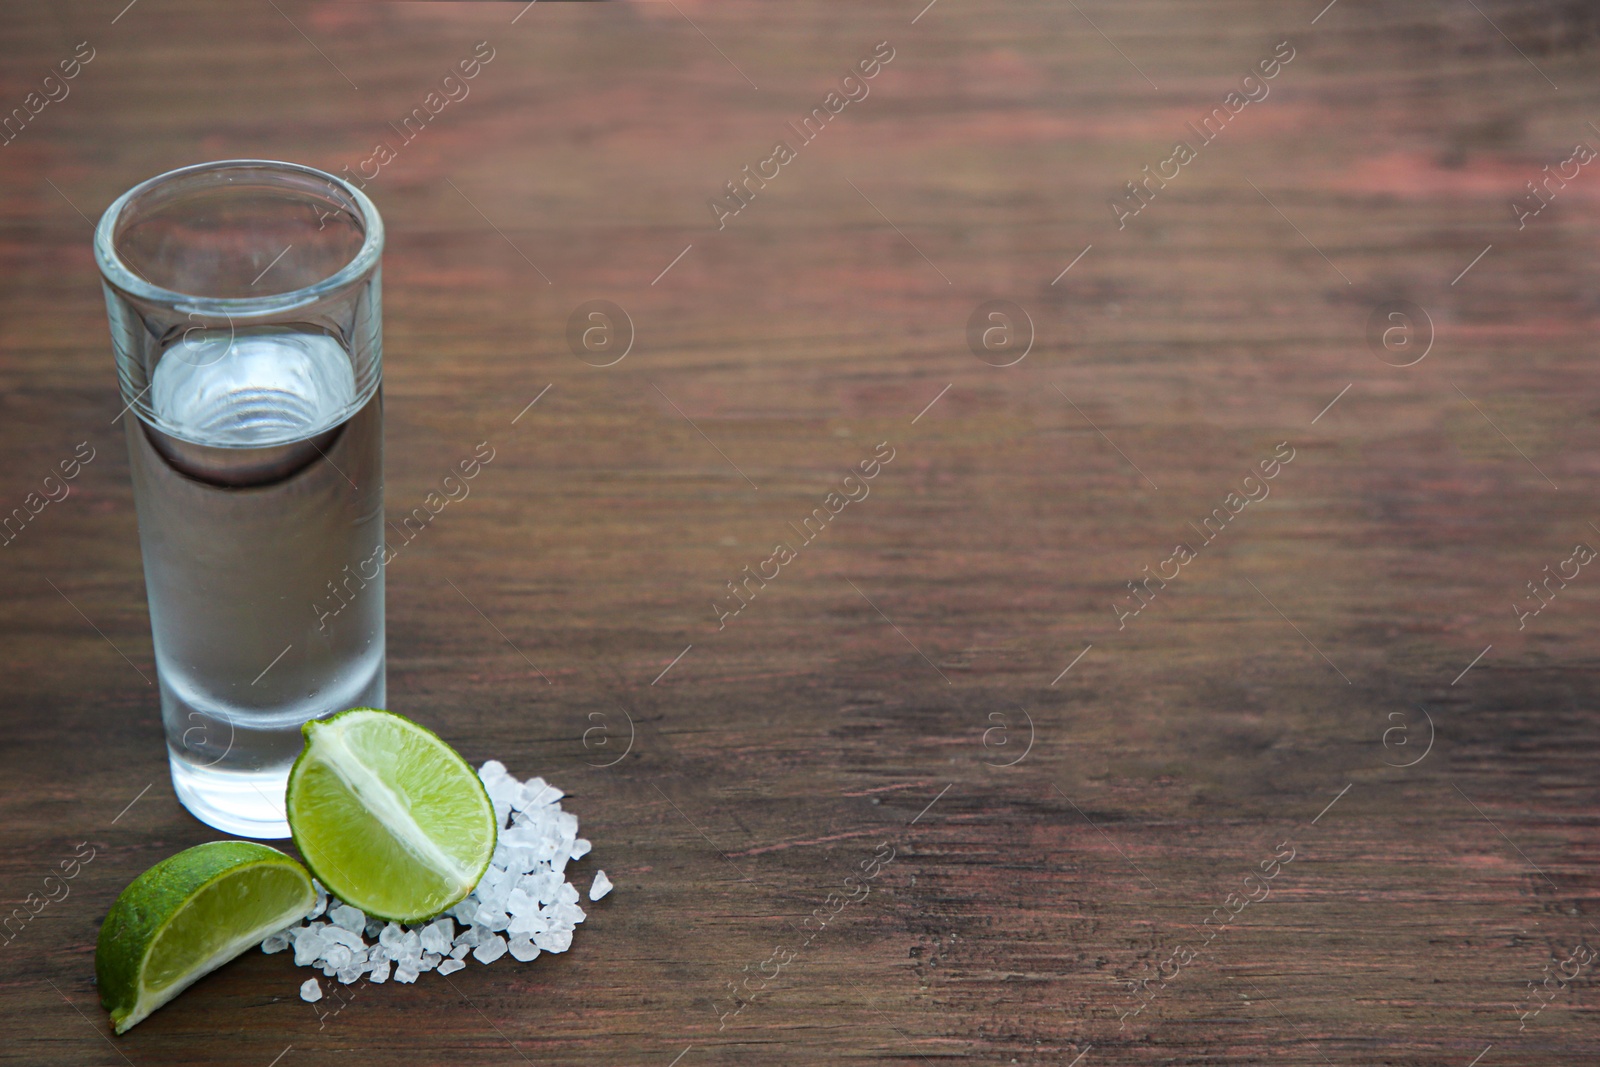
[{"xmin": 4, "ymin": 1, "xmax": 1599, "ymax": 1062}]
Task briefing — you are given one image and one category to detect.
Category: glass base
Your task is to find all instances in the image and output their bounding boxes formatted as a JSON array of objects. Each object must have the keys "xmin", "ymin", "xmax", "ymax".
[{"xmin": 170, "ymin": 755, "xmax": 292, "ymax": 839}]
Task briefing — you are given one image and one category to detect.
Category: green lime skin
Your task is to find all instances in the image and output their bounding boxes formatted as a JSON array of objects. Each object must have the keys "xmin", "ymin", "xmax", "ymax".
[
  {"xmin": 286, "ymin": 708, "xmax": 497, "ymax": 924},
  {"xmin": 96, "ymin": 840, "xmax": 315, "ymax": 1034}
]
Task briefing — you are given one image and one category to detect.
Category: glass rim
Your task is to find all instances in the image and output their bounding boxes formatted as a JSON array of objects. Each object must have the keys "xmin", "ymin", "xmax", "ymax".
[{"xmin": 93, "ymin": 158, "xmax": 384, "ymax": 317}]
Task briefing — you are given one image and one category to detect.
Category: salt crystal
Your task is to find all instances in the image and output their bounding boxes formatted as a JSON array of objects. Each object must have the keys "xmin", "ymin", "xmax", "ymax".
[
  {"xmin": 473, "ymin": 935, "xmax": 508, "ymax": 964},
  {"xmin": 364, "ymin": 917, "xmax": 385, "ymax": 939},
  {"xmin": 324, "ymin": 945, "xmax": 353, "ymax": 970},
  {"xmin": 486, "ymin": 775, "xmax": 521, "ymax": 807},
  {"xmin": 400, "ymin": 929, "xmax": 422, "ymax": 957},
  {"xmin": 393, "ymin": 961, "xmax": 419, "ymax": 984},
  {"xmin": 291, "ymin": 929, "xmax": 326, "ymax": 967},
  {"xmin": 321, "ymin": 962, "xmax": 338, "ymax": 977},
  {"xmin": 260, "ymin": 931, "xmax": 291, "ymax": 954},
  {"xmin": 437, "ymin": 958, "xmax": 466, "ymax": 975},
  {"xmin": 479, "ymin": 759, "xmax": 508, "ymax": 782},
  {"xmin": 308, "ymin": 884, "xmax": 329, "ymax": 920},
  {"xmin": 323, "ymin": 926, "xmax": 363, "ymax": 951},
  {"xmin": 418, "ymin": 952, "xmax": 441, "ymax": 972},
  {"xmin": 329, "ymin": 904, "xmax": 366, "ymax": 933},
  {"xmin": 569, "ymin": 838, "xmax": 592, "ymax": 861},
  {"xmin": 519, "ymin": 778, "xmax": 562, "ymax": 808},
  {"xmin": 368, "ymin": 958, "xmax": 391, "ymax": 984},
  {"xmin": 420, "ymin": 918, "xmax": 454, "ymax": 954},
  {"xmin": 589, "ymin": 870, "xmax": 613, "ymax": 901},
  {"xmin": 533, "ymin": 927, "xmax": 573, "ymax": 953},
  {"xmin": 479, "ymin": 890, "xmax": 511, "ymax": 920},
  {"xmin": 507, "ymin": 937, "xmax": 540, "ymax": 963},
  {"xmin": 472, "ymin": 904, "xmax": 510, "ymax": 931},
  {"xmin": 336, "ymin": 963, "xmax": 363, "ymax": 984},
  {"xmin": 556, "ymin": 883, "xmax": 580, "ymax": 906},
  {"xmin": 450, "ymin": 943, "xmax": 471, "ymax": 959},
  {"xmin": 521, "ymin": 777, "xmax": 566, "ymax": 809},
  {"xmin": 500, "ymin": 823, "xmax": 539, "ymax": 848},
  {"xmin": 507, "ymin": 912, "xmax": 547, "ymax": 936},
  {"xmin": 505, "ymin": 888, "xmax": 536, "ymax": 916},
  {"xmin": 554, "ymin": 902, "xmax": 586, "ymax": 926},
  {"xmin": 481, "ymin": 865, "xmax": 513, "ymax": 896},
  {"xmin": 379, "ymin": 923, "xmax": 405, "ymax": 952},
  {"xmin": 300, "ymin": 977, "xmax": 323, "ymax": 1003}
]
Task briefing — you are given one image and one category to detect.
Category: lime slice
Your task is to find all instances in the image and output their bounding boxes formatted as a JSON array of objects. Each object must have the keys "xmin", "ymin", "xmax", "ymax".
[
  {"xmin": 286, "ymin": 708, "xmax": 496, "ymax": 923},
  {"xmin": 96, "ymin": 840, "xmax": 315, "ymax": 1034}
]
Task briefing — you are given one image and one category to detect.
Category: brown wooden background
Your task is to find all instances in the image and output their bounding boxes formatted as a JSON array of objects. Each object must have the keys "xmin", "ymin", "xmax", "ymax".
[{"xmin": 4, "ymin": 0, "xmax": 1600, "ymax": 1063}]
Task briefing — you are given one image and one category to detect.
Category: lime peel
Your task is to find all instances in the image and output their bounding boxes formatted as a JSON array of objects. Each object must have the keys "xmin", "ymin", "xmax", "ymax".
[
  {"xmin": 286, "ymin": 708, "xmax": 497, "ymax": 923},
  {"xmin": 96, "ymin": 841, "xmax": 315, "ymax": 1034}
]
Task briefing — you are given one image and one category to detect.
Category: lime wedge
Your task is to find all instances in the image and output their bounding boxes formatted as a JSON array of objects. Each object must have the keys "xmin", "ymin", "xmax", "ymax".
[
  {"xmin": 96, "ymin": 840, "xmax": 315, "ymax": 1034},
  {"xmin": 286, "ymin": 708, "xmax": 497, "ymax": 923}
]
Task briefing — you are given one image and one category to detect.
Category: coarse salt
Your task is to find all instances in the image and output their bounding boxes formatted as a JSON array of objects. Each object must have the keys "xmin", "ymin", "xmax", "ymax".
[{"xmin": 270, "ymin": 762, "xmax": 606, "ymax": 995}]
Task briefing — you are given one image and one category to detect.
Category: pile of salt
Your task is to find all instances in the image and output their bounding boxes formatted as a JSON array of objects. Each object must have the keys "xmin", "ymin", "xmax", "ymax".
[{"xmin": 277, "ymin": 761, "xmax": 610, "ymax": 999}]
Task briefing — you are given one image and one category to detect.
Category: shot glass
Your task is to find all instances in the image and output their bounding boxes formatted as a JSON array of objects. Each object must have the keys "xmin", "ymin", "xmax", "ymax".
[{"xmin": 95, "ymin": 160, "xmax": 385, "ymax": 838}]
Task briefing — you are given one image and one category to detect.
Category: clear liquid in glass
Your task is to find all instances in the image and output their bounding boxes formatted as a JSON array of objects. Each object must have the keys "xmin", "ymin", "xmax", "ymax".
[{"xmin": 126, "ymin": 327, "xmax": 384, "ymax": 838}]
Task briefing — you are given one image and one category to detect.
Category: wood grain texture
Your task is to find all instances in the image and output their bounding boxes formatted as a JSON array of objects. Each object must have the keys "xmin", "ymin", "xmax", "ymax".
[{"xmin": 3, "ymin": 0, "xmax": 1600, "ymax": 1063}]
